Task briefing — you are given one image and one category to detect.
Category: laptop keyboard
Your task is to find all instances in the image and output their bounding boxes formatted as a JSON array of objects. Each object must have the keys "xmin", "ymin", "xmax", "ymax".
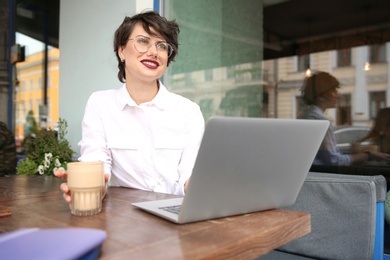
[{"xmin": 159, "ymin": 205, "xmax": 181, "ymax": 215}]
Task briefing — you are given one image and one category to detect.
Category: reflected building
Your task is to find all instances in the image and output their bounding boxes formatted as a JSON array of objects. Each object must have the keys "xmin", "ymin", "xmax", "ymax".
[
  {"xmin": 262, "ymin": 43, "xmax": 389, "ymax": 127},
  {"xmin": 163, "ymin": 1, "xmax": 388, "ymax": 128},
  {"xmin": 165, "ymin": 43, "xmax": 389, "ymax": 129},
  {"xmin": 14, "ymin": 47, "xmax": 60, "ymax": 139},
  {"xmin": 164, "ymin": 0, "xmax": 265, "ymax": 121},
  {"xmin": 166, "ymin": 62, "xmax": 265, "ymax": 120}
]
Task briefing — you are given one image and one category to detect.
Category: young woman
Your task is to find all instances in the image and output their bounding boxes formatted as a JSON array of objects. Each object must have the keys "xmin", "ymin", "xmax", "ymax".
[
  {"xmin": 55, "ymin": 11, "xmax": 205, "ymax": 202},
  {"xmin": 299, "ymin": 71, "xmax": 390, "ymax": 165}
]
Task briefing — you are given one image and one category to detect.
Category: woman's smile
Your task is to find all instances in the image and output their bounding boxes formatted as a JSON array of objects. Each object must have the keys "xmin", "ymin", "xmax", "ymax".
[{"xmin": 141, "ymin": 59, "xmax": 160, "ymax": 69}]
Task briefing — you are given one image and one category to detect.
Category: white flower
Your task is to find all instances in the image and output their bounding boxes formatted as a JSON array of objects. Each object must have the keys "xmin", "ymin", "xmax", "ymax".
[
  {"xmin": 45, "ymin": 153, "xmax": 53, "ymax": 161},
  {"xmin": 55, "ymin": 158, "xmax": 61, "ymax": 167},
  {"xmin": 44, "ymin": 160, "xmax": 50, "ymax": 168},
  {"xmin": 38, "ymin": 165, "xmax": 45, "ymax": 175}
]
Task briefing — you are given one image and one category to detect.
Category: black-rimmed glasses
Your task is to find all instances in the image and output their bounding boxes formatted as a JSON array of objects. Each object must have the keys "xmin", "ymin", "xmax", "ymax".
[{"xmin": 128, "ymin": 36, "xmax": 174, "ymax": 58}]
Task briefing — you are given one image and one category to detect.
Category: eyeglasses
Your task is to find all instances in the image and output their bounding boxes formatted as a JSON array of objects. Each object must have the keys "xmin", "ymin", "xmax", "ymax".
[{"xmin": 128, "ymin": 36, "xmax": 174, "ymax": 58}]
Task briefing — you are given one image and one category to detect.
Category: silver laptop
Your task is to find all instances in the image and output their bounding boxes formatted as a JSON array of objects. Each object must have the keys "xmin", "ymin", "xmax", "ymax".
[{"xmin": 132, "ymin": 116, "xmax": 329, "ymax": 224}]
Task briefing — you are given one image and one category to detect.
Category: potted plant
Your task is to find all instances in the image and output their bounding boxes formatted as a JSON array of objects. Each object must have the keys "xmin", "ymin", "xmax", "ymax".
[{"xmin": 17, "ymin": 118, "xmax": 75, "ymax": 176}]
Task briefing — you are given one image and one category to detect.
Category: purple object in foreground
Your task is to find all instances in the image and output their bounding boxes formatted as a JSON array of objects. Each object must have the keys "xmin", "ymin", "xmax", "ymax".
[{"xmin": 0, "ymin": 228, "xmax": 106, "ymax": 260}]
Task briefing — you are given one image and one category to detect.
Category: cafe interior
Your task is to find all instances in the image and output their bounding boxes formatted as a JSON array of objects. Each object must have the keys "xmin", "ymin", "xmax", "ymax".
[{"xmin": 1, "ymin": 0, "xmax": 390, "ymax": 259}]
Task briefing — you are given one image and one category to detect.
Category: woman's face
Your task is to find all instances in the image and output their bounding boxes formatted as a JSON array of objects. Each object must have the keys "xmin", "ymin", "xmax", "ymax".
[
  {"xmin": 119, "ymin": 23, "xmax": 168, "ymax": 84},
  {"xmin": 320, "ymin": 87, "xmax": 339, "ymax": 108}
]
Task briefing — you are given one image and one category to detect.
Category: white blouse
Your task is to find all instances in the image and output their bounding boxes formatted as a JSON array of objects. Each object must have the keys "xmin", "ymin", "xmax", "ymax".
[{"xmin": 78, "ymin": 82, "xmax": 205, "ymax": 195}]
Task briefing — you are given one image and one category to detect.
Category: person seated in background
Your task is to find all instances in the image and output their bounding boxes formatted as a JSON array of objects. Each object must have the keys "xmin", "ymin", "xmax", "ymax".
[
  {"xmin": 0, "ymin": 121, "xmax": 17, "ymax": 176},
  {"xmin": 355, "ymin": 107, "xmax": 390, "ymax": 154},
  {"xmin": 299, "ymin": 71, "xmax": 390, "ymax": 166}
]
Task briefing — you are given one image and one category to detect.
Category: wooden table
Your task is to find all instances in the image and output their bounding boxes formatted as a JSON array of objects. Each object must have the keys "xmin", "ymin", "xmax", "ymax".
[{"xmin": 0, "ymin": 175, "xmax": 311, "ymax": 259}]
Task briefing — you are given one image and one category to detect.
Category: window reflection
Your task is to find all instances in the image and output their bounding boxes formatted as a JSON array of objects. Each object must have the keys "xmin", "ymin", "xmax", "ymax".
[
  {"xmin": 8, "ymin": 1, "xmax": 389, "ymax": 174},
  {"xmin": 370, "ymin": 44, "xmax": 386, "ymax": 64},
  {"xmin": 370, "ymin": 92, "xmax": 386, "ymax": 119},
  {"xmin": 163, "ymin": 1, "xmax": 389, "ymax": 168},
  {"xmin": 164, "ymin": 0, "xmax": 264, "ymax": 120},
  {"xmin": 14, "ymin": 46, "xmax": 59, "ymax": 140},
  {"xmin": 337, "ymin": 49, "xmax": 352, "ymax": 67}
]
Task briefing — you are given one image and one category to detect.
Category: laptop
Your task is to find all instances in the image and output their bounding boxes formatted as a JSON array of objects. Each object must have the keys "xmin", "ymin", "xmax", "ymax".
[{"xmin": 132, "ymin": 116, "xmax": 329, "ymax": 224}]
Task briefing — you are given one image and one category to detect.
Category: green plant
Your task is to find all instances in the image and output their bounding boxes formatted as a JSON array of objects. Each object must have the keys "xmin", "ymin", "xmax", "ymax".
[
  {"xmin": 16, "ymin": 158, "xmax": 38, "ymax": 175},
  {"xmin": 17, "ymin": 118, "xmax": 75, "ymax": 176}
]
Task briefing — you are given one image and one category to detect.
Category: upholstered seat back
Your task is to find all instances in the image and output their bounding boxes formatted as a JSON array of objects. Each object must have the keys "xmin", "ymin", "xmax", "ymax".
[{"xmin": 275, "ymin": 172, "xmax": 386, "ymax": 260}]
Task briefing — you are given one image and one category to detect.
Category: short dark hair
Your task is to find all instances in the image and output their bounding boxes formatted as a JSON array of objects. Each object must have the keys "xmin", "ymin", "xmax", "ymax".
[
  {"xmin": 113, "ymin": 11, "xmax": 180, "ymax": 83},
  {"xmin": 300, "ymin": 71, "xmax": 340, "ymax": 105}
]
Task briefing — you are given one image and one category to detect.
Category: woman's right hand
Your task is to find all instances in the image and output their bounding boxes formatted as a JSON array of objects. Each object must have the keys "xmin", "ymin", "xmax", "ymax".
[
  {"xmin": 54, "ymin": 170, "xmax": 109, "ymax": 204},
  {"xmin": 54, "ymin": 169, "xmax": 72, "ymax": 203}
]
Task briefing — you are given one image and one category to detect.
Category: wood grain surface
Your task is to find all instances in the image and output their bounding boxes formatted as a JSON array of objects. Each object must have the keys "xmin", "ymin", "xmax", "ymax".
[{"xmin": 0, "ymin": 175, "xmax": 310, "ymax": 259}]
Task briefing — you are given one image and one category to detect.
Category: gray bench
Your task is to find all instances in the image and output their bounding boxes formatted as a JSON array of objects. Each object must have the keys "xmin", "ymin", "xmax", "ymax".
[{"xmin": 259, "ymin": 172, "xmax": 386, "ymax": 260}]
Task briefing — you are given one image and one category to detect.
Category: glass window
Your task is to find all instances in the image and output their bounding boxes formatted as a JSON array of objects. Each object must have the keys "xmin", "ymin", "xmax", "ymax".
[
  {"xmin": 204, "ymin": 69, "xmax": 213, "ymax": 82},
  {"xmin": 30, "ymin": 78, "xmax": 34, "ymax": 90},
  {"xmin": 369, "ymin": 44, "xmax": 386, "ymax": 64},
  {"xmin": 369, "ymin": 91, "xmax": 386, "ymax": 119},
  {"xmin": 38, "ymin": 76, "xmax": 42, "ymax": 89},
  {"xmin": 15, "ymin": 101, "xmax": 21, "ymax": 124},
  {"xmin": 297, "ymin": 55, "xmax": 309, "ymax": 72},
  {"xmin": 337, "ymin": 49, "xmax": 351, "ymax": 67},
  {"xmin": 163, "ymin": 1, "xmax": 389, "ymax": 170},
  {"xmin": 29, "ymin": 100, "xmax": 33, "ymax": 113},
  {"xmin": 21, "ymin": 101, "xmax": 26, "ymax": 122},
  {"xmin": 164, "ymin": 0, "xmax": 264, "ymax": 120},
  {"xmin": 14, "ymin": 33, "xmax": 58, "ymax": 137}
]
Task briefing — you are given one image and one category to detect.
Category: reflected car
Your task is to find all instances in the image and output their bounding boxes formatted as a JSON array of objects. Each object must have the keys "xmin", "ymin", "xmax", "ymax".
[{"xmin": 334, "ymin": 126, "xmax": 370, "ymax": 154}]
